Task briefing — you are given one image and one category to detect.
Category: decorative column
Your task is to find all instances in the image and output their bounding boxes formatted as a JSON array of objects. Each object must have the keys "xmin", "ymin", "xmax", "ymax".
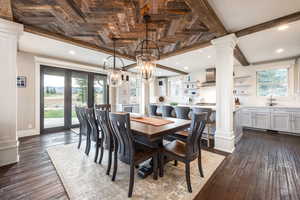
[
  {"xmin": 140, "ymin": 81, "xmax": 150, "ymax": 115},
  {"xmin": 212, "ymin": 34, "xmax": 238, "ymax": 153},
  {"xmin": 109, "ymin": 87, "xmax": 117, "ymax": 112},
  {"xmin": 0, "ymin": 18, "xmax": 23, "ymax": 166}
]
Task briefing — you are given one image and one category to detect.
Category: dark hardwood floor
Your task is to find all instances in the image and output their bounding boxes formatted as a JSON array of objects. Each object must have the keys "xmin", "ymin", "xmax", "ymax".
[{"xmin": 1, "ymin": 130, "xmax": 300, "ymax": 200}]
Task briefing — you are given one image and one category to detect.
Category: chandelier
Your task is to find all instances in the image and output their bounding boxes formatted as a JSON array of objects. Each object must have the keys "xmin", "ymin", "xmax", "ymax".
[
  {"xmin": 135, "ymin": 15, "xmax": 160, "ymax": 82},
  {"xmin": 103, "ymin": 38, "xmax": 124, "ymax": 87}
]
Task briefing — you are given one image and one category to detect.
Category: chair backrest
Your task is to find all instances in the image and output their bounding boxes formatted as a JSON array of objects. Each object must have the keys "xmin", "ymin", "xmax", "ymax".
[
  {"xmin": 192, "ymin": 107, "xmax": 212, "ymax": 122},
  {"xmin": 186, "ymin": 113, "xmax": 206, "ymax": 159},
  {"xmin": 95, "ymin": 109, "xmax": 114, "ymax": 147},
  {"xmin": 85, "ymin": 108, "xmax": 98, "ymax": 141},
  {"xmin": 174, "ymin": 106, "xmax": 191, "ymax": 120},
  {"xmin": 109, "ymin": 113, "xmax": 134, "ymax": 164},
  {"xmin": 148, "ymin": 104, "xmax": 158, "ymax": 116},
  {"xmin": 78, "ymin": 107, "xmax": 88, "ymax": 135},
  {"xmin": 162, "ymin": 105, "xmax": 173, "ymax": 117},
  {"xmin": 95, "ymin": 104, "xmax": 111, "ymax": 111},
  {"xmin": 75, "ymin": 106, "xmax": 83, "ymax": 124}
]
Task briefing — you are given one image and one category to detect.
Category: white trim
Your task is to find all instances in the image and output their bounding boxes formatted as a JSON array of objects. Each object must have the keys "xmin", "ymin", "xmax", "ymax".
[
  {"xmin": 35, "ymin": 56, "xmax": 107, "ymax": 74},
  {"xmin": 17, "ymin": 129, "xmax": 39, "ymax": 138},
  {"xmin": 214, "ymin": 132, "xmax": 236, "ymax": 153},
  {"xmin": 0, "ymin": 140, "xmax": 19, "ymax": 167}
]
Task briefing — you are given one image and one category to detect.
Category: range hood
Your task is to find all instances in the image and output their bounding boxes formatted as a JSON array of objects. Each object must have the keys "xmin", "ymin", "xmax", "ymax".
[{"xmin": 201, "ymin": 68, "xmax": 216, "ymax": 87}]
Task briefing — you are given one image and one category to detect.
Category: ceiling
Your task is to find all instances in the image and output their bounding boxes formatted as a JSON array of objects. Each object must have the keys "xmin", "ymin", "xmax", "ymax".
[
  {"xmin": 12, "ymin": 0, "xmax": 222, "ymax": 58},
  {"xmin": 19, "ymin": 32, "xmax": 134, "ymax": 67},
  {"xmin": 209, "ymin": 0, "xmax": 300, "ymax": 32}
]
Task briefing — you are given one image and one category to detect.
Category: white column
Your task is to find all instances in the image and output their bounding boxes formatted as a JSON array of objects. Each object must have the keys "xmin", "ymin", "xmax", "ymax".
[
  {"xmin": 212, "ymin": 34, "xmax": 237, "ymax": 153},
  {"xmin": 140, "ymin": 81, "xmax": 150, "ymax": 115},
  {"xmin": 0, "ymin": 18, "xmax": 23, "ymax": 166},
  {"xmin": 109, "ymin": 86, "xmax": 117, "ymax": 112}
]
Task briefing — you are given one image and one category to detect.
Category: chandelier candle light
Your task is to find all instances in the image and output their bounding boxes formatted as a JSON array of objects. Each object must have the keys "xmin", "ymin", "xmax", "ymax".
[
  {"xmin": 104, "ymin": 38, "xmax": 125, "ymax": 87},
  {"xmin": 135, "ymin": 15, "xmax": 160, "ymax": 82}
]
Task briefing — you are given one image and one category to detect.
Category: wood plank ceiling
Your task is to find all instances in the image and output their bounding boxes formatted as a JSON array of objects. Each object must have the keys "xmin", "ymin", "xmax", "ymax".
[{"xmin": 10, "ymin": 0, "xmax": 250, "ymax": 66}]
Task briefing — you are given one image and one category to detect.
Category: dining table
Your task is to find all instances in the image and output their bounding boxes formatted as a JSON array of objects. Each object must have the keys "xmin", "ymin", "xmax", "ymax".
[{"xmin": 128, "ymin": 116, "xmax": 191, "ymax": 178}]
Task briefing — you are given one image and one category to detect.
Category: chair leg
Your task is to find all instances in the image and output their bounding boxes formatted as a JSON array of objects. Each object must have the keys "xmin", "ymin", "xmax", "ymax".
[
  {"xmin": 85, "ymin": 134, "xmax": 91, "ymax": 155},
  {"xmin": 159, "ymin": 152, "xmax": 164, "ymax": 177},
  {"xmin": 185, "ymin": 162, "xmax": 192, "ymax": 193},
  {"xmin": 153, "ymin": 154, "xmax": 158, "ymax": 180},
  {"xmin": 77, "ymin": 132, "xmax": 82, "ymax": 149},
  {"xmin": 198, "ymin": 155, "xmax": 204, "ymax": 178},
  {"xmin": 174, "ymin": 160, "xmax": 178, "ymax": 166},
  {"xmin": 94, "ymin": 138, "xmax": 99, "ymax": 163},
  {"xmin": 128, "ymin": 164, "xmax": 135, "ymax": 197},
  {"xmin": 112, "ymin": 146, "xmax": 118, "ymax": 181},
  {"xmin": 98, "ymin": 139, "xmax": 104, "ymax": 164},
  {"xmin": 106, "ymin": 147, "xmax": 113, "ymax": 175}
]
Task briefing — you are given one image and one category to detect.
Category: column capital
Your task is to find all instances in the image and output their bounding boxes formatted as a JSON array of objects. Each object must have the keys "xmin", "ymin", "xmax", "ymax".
[
  {"xmin": 211, "ymin": 34, "xmax": 238, "ymax": 49},
  {"xmin": 0, "ymin": 18, "xmax": 23, "ymax": 37}
]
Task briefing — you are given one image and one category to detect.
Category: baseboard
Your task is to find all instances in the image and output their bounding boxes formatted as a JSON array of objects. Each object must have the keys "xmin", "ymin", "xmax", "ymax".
[
  {"xmin": 17, "ymin": 129, "xmax": 39, "ymax": 138},
  {"xmin": 214, "ymin": 132, "xmax": 235, "ymax": 153},
  {"xmin": 0, "ymin": 140, "xmax": 19, "ymax": 167}
]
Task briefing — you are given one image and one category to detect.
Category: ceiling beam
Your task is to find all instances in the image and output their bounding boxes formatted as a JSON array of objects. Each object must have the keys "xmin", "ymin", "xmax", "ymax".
[
  {"xmin": 0, "ymin": 0, "xmax": 13, "ymax": 21},
  {"xmin": 235, "ymin": 11, "xmax": 300, "ymax": 37},
  {"xmin": 123, "ymin": 63, "xmax": 189, "ymax": 75},
  {"xmin": 181, "ymin": 0, "xmax": 249, "ymax": 66},
  {"xmin": 160, "ymin": 11, "xmax": 300, "ymax": 65},
  {"xmin": 23, "ymin": 25, "xmax": 136, "ymax": 61}
]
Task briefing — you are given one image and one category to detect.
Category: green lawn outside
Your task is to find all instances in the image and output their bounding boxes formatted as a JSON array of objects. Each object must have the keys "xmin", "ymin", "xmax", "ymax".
[{"xmin": 45, "ymin": 109, "xmax": 77, "ymax": 118}]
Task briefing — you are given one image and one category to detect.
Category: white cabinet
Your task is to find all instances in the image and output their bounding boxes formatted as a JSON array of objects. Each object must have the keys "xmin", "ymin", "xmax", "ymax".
[
  {"xmin": 252, "ymin": 112, "xmax": 270, "ymax": 129},
  {"xmin": 270, "ymin": 112, "xmax": 291, "ymax": 132},
  {"xmin": 240, "ymin": 110, "xmax": 252, "ymax": 127},
  {"xmin": 291, "ymin": 113, "xmax": 300, "ymax": 134}
]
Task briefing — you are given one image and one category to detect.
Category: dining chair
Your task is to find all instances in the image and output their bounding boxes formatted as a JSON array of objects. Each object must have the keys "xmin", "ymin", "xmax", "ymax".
[
  {"xmin": 174, "ymin": 106, "xmax": 191, "ymax": 120},
  {"xmin": 80, "ymin": 107, "xmax": 92, "ymax": 155},
  {"xmin": 161, "ymin": 105, "xmax": 173, "ymax": 117},
  {"xmin": 86, "ymin": 108, "xmax": 104, "ymax": 163},
  {"xmin": 109, "ymin": 112, "xmax": 159, "ymax": 197},
  {"xmin": 95, "ymin": 109, "xmax": 114, "ymax": 175},
  {"xmin": 95, "ymin": 104, "xmax": 111, "ymax": 111},
  {"xmin": 148, "ymin": 104, "xmax": 158, "ymax": 116},
  {"xmin": 192, "ymin": 107, "xmax": 214, "ymax": 147},
  {"xmin": 75, "ymin": 106, "xmax": 87, "ymax": 149},
  {"xmin": 160, "ymin": 113, "xmax": 206, "ymax": 193}
]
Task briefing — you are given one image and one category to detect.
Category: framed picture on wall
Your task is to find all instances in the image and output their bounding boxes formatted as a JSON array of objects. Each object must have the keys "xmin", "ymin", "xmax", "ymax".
[{"xmin": 17, "ymin": 76, "xmax": 26, "ymax": 88}]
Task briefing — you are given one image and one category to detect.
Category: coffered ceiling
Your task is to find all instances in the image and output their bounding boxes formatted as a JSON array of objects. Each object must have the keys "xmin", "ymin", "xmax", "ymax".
[{"xmin": 12, "ymin": 0, "xmax": 222, "ymax": 58}]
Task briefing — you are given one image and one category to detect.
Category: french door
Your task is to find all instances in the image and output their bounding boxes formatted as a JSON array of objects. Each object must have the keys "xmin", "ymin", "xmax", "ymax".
[{"xmin": 40, "ymin": 66, "xmax": 107, "ymax": 133}]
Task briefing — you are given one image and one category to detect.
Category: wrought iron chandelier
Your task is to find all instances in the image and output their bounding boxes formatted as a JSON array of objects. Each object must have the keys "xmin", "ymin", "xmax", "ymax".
[
  {"xmin": 135, "ymin": 15, "xmax": 160, "ymax": 82},
  {"xmin": 103, "ymin": 38, "xmax": 124, "ymax": 87}
]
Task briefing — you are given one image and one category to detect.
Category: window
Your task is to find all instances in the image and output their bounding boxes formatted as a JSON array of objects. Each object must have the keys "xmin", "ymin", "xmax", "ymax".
[{"xmin": 257, "ymin": 68, "xmax": 288, "ymax": 97}]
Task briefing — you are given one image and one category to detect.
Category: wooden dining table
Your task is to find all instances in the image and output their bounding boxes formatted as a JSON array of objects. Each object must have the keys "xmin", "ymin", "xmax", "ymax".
[{"xmin": 129, "ymin": 116, "xmax": 191, "ymax": 178}]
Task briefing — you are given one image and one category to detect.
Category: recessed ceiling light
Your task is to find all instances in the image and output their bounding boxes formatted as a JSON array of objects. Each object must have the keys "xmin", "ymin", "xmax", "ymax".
[
  {"xmin": 278, "ymin": 25, "xmax": 289, "ymax": 31},
  {"xmin": 208, "ymin": 55, "xmax": 211, "ymax": 58},
  {"xmin": 175, "ymin": 62, "xmax": 180, "ymax": 65},
  {"xmin": 276, "ymin": 48, "xmax": 284, "ymax": 53},
  {"xmin": 69, "ymin": 50, "xmax": 76, "ymax": 55},
  {"xmin": 184, "ymin": 66, "xmax": 189, "ymax": 70}
]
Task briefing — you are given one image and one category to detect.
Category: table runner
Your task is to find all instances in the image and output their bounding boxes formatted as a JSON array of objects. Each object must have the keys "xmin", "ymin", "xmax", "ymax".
[{"xmin": 131, "ymin": 117, "xmax": 174, "ymax": 126}]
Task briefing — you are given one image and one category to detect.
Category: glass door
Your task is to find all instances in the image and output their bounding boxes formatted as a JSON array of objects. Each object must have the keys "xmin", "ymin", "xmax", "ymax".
[
  {"xmin": 71, "ymin": 72, "xmax": 88, "ymax": 125},
  {"xmin": 41, "ymin": 68, "xmax": 66, "ymax": 131},
  {"xmin": 94, "ymin": 74, "xmax": 108, "ymax": 105}
]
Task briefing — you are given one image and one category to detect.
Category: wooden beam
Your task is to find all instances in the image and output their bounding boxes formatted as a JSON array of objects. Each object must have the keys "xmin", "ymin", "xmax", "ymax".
[
  {"xmin": 0, "ymin": 0, "xmax": 13, "ymax": 21},
  {"xmin": 235, "ymin": 11, "xmax": 300, "ymax": 38},
  {"xmin": 234, "ymin": 46, "xmax": 250, "ymax": 66},
  {"xmin": 23, "ymin": 25, "xmax": 136, "ymax": 61},
  {"xmin": 123, "ymin": 63, "xmax": 189, "ymax": 75}
]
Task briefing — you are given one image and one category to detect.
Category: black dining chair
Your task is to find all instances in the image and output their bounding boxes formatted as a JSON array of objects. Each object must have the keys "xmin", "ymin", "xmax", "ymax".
[
  {"xmin": 86, "ymin": 108, "xmax": 104, "ymax": 163},
  {"xmin": 174, "ymin": 106, "xmax": 191, "ymax": 120},
  {"xmin": 160, "ymin": 113, "xmax": 206, "ymax": 193},
  {"xmin": 80, "ymin": 107, "xmax": 93, "ymax": 155},
  {"xmin": 161, "ymin": 105, "xmax": 173, "ymax": 118},
  {"xmin": 193, "ymin": 107, "xmax": 214, "ymax": 147},
  {"xmin": 95, "ymin": 109, "xmax": 114, "ymax": 175},
  {"xmin": 109, "ymin": 112, "xmax": 159, "ymax": 197},
  {"xmin": 148, "ymin": 104, "xmax": 158, "ymax": 116},
  {"xmin": 95, "ymin": 104, "xmax": 111, "ymax": 111},
  {"xmin": 75, "ymin": 106, "xmax": 87, "ymax": 149}
]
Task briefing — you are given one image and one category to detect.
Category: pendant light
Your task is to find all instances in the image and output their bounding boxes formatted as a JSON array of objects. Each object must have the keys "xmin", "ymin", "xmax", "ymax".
[
  {"xmin": 103, "ymin": 38, "xmax": 124, "ymax": 87},
  {"xmin": 135, "ymin": 15, "xmax": 160, "ymax": 82}
]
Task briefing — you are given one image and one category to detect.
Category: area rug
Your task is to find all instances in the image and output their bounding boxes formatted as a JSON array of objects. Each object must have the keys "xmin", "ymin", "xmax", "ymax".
[{"xmin": 47, "ymin": 143, "xmax": 225, "ymax": 200}]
